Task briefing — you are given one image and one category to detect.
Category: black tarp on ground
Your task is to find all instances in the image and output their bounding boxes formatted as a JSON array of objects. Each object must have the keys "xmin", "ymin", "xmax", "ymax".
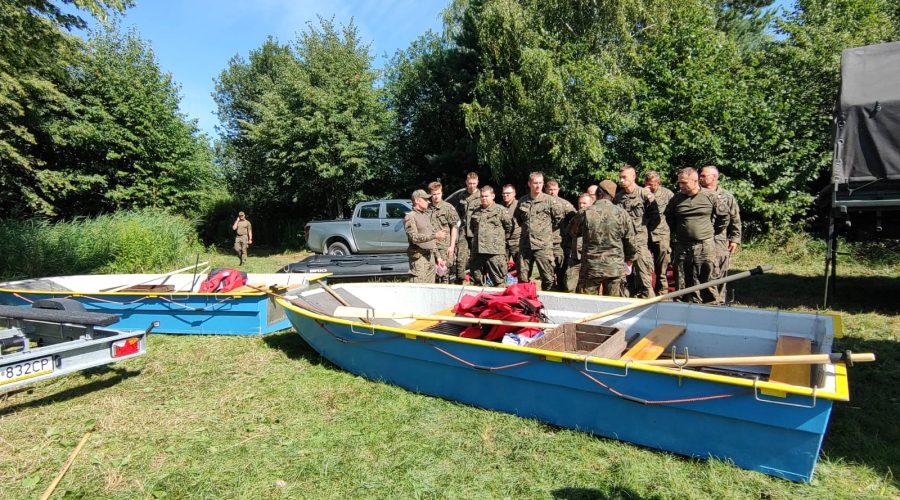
[{"xmin": 833, "ymin": 41, "xmax": 900, "ymax": 183}]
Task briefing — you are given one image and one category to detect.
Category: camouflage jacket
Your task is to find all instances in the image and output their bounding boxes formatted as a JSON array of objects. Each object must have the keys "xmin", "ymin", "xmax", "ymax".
[
  {"xmin": 711, "ymin": 186, "xmax": 742, "ymax": 246},
  {"xmin": 404, "ymin": 207, "xmax": 438, "ymax": 250},
  {"xmin": 514, "ymin": 192, "xmax": 565, "ymax": 252},
  {"xmin": 471, "ymin": 203, "xmax": 513, "ymax": 255},
  {"xmin": 647, "ymin": 186, "xmax": 674, "ymax": 243},
  {"xmin": 428, "ymin": 200, "xmax": 459, "ymax": 250},
  {"xmin": 503, "ymin": 200, "xmax": 521, "ymax": 247},
  {"xmin": 457, "ymin": 190, "xmax": 481, "ymax": 239},
  {"xmin": 568, "ymin": 199, "xmax": 637, "ymax": 278},
  {"xmin": 551, "ymin": 196, "xmax": 577, "ymax": 249},
  {"xmin": 614, "ymin": 186, "xmax": 659, "ymax": 245}
]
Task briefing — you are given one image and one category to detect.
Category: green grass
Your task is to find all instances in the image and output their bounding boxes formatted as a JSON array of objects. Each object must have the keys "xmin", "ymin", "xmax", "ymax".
[{"xmin": 1, "ymin": 240, "xmax": 897, "ymax": 499}]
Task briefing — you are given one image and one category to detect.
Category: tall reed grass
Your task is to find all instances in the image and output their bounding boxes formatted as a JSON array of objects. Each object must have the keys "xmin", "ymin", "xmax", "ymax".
[{"xmin": 0, "ymin": 210, "xmax": 205, "ymax": 279}]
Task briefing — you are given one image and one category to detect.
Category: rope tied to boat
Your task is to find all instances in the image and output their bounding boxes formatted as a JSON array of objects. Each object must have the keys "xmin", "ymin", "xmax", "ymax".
[
  {"xmin": 576, "ymin": 368, "xmax": 750, "ymax": 405},
  {"xmin": 424, "ymin": 340, "xmax": 541, "ymax": 372},
  {"xmin": 314, "ymin": 319, "xmax": 402, "ymax": 345}
]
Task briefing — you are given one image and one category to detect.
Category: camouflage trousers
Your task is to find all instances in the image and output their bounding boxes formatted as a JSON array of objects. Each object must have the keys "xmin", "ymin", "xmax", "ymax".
[
  {"xmin": 234, "ymin": 235, "xmax": 249, "ymax": 264},
  {"xmin": 564, "ymin": 250, "xmax": 580, "ymax": 293},
  {"xmin": 408, "ymin": 247, "xmax": 436, "ymax": 284},
  {"xmin": 577, "ymin": 275, "xmax": 626, "ymax": 297},
  {"xmin": 672, "ymin": 240, "xmax": 719, "ymax": 304},
  {"xmin": 552, "ymin": 245, "xmax": 571, "ymax": 291},
  {"xmin": 648, "ymin": 238, "xmax": 671, "ymax": 295},
  {"xmin": 517, "ymin": 247, "xmax": 555, "ymax": 291},
  {"xmin": 506, "ymin": 242, "xmax": 520, "ymax": 277},
  {"xmin": 471, "ymin": 253, "xmax": 507, "ymax": 287},
  {"xmin": 713, "ymin": 239, "xmax": 733, "ymax": 300},
  {"xmin": 452, "ymin": 236, "xmax": 473, "ymax": 283},
  {"xmin": 629, "ymin": 239, "xmax": 655, "ymax": 298}
]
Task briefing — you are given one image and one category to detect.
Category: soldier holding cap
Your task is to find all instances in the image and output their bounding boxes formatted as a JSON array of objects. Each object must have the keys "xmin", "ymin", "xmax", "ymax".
[
  {"xmin": 405, "ymin": 190, "xmax": 447, "ymax": 283},
  {"xmin": 232, "ymin": 211, "xmax": 253, "ymax": 265}
]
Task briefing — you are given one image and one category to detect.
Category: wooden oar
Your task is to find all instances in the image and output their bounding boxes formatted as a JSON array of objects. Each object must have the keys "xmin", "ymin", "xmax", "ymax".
[
  {"xmin": 629, "ymin": 351, "xmax": 875, "ymax": 368},
  {"xmin": 333, "ymin": 306, "xmax": 558, "ymax": 329},
  {"xmin": 106, "ymin": 261, "xmax": 209, "ymax": 293},
  {"xmin": 575, "ymin": 264, "xmax": 773, "ymax": 324}
]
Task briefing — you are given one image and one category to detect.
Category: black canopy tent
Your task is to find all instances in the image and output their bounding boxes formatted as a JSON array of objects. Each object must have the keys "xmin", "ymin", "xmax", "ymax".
[{"xmin": 823, "ymin": 41, "xmax": 900, "ymax": 305}]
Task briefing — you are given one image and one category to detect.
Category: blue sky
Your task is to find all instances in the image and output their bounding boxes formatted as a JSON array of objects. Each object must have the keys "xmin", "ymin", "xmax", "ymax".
[{"xmin": 77, "ymin": 0, "xmax": 447, "ymax": 138}]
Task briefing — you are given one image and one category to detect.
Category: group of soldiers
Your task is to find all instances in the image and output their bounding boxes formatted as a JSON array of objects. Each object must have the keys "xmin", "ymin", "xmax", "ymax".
[{"xmin": 403, "ymin": 165, "xmax": 741, "ymax": 304}]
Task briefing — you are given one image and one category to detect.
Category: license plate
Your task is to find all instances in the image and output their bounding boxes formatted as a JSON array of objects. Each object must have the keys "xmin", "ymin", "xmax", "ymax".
[{"xmin": 0, "ymin": 356, "xmax": 55, "ymax": 386}]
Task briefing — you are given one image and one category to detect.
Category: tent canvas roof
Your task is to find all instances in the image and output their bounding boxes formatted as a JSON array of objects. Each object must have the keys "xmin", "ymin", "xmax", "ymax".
[{"xmin": 832, "ymin": 41, "xmax": 900, "ymax": 183}]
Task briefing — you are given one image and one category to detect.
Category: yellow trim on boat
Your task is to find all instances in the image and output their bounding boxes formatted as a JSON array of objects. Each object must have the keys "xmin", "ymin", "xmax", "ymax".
[
  {"xmin": 824, "ymin": 312, "xmax": 844, "ymax": 339},
  {"xmin": 278, "ymin": 297, "xmax": 851, "ymax": 402}
]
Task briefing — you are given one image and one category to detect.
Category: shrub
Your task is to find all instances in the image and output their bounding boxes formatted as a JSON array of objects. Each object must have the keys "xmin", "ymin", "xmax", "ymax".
[{"xmin": 0, "ymin": 210, "xmax": 204, "ymax": 279}]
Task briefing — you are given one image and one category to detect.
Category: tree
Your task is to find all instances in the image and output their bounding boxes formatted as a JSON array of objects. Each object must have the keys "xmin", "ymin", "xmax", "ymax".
[
  {"xmin": 42, "ymin": 24, "xmax": 216, "ymax": 217},
  {"xmin": 215, "ymin": 18, "xmax": 390, "ymax": 219},
  {"xmin": 0, "ymin": 0, "xmax": 129, "ymax": 215}
]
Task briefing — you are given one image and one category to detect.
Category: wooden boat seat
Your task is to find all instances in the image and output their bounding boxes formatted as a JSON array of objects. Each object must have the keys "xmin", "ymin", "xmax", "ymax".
[
  {"xmin": 768, "ymin": 335, "xmax": 812, "ymax": 387},
  {"xmin": 404, "ymin": 307, "xmax": 457, "ymax": 331},
  {"xmin": 620, "ymin": 324, "xmax": 686, "ymax": 361}
]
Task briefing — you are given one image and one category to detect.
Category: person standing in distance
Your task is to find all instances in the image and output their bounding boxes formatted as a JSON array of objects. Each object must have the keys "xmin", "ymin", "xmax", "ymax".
[
  {"xmin": 232, "ymin": 211, "xmax": 253, "ymax": 266},
  {"xmin": 565, "ymin": 193, "xmax": 594, "ymax": 292},
  {"xmin": 470, "ymin": 186, "xmax": 513, "ymax": 286},
  {"xmin": 544, "ymin": 179, "xmax": 576, "ymax": 291},
  {"xmin": 453, "ymin": 172, "xmax": 481, "ymax": 284},
  {"xmin": 643, "ymin": 171, "xmax": 674, "ymax": 295},
  {"xmin": 500, "ymin": 184, "xmax": 521, "ymax": 275},
  {"xmin": 514, "ymin": 172, "xmax": 565, "ymax": 291},
  {"xmin": 699, "ymin": 165, "xmax": 742, "ymax": 299},
  {"xmin": 405, "ymin": 190, "xmax": 447, "ymax": 283},
  {"xmin": 428, "ymin": 181, "xmax": 459, "ymax": 284},
  {"xmin": 614, "ymin": 164, "xmax": 659, "ymax": 298}
]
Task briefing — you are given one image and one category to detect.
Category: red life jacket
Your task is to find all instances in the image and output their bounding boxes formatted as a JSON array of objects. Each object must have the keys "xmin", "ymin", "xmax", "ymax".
[
  {"xmin": 198, "ymin": 268, "xmax": 248, "ymax": 293},
  {"xmin": 453, "ymin": 282, "xmax": 546, "ymax": 341}
]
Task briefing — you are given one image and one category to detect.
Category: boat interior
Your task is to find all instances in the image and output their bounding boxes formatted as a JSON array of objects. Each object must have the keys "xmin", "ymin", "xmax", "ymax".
[
  {"xmin": 0, "ymin": 272, "xmax": 326, "ymax": 294},
  {"xmin": 292, "ymin": 282, "xmax": 839, "ymax": 391}
]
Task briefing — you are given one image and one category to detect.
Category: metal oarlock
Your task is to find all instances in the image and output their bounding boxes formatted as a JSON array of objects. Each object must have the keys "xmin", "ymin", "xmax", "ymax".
[
  {"xmin": 670, "ymin": 346, "xmax": 690, "ymax": 369},
  {"xmin": 753, "ymin": 377, "xmax": 818, "ymax": 408},
  {"xmin": 583, "ymin": 356, "xmax": 631, "ymax": 378}
]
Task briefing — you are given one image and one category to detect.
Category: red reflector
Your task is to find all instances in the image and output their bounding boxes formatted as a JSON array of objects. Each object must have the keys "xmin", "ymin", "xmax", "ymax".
[{"xmin": 112, "ymin": 337, "xmax": 141, "ymax": 358}]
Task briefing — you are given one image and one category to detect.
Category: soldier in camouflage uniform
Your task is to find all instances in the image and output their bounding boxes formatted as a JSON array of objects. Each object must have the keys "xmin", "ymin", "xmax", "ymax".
[
  {"xmin": 428, "ymin": 181, "xmax": 460, "ymax": 283},
  {"xmin": 614, "ymin": 164, "xmax": 659, "ymax": 298},
  {"xmin": 452, "ymin": 172, "xmax": 481, "ymax": 284},
  {"xmin": 664, "ymin": 168, "xmax": 725, "ymax": 304},
  {"xmin": 643, "ymin": 171, "xmax": 675, "ymax": 295},
  {"xmin": 514, "ymin": 172, "xmax": 565, "ymax": 291},
  {"xmin": 545, "ymin": 179, "xmax": 576, "ymax": 291},
  {"xmin": 500, "ymin": 184, "xmax": 521, "ymax": 275},
  {"xmin": 699, "ymin": 165, "xmax": 742, "ymax": 300},
  {"xmin": 405, "ymin": 190, "xmax": 447, "ymax": 283},
  {"xmin": 569, "ymin": 181, "xmax": 637, "ymax": 296},
  {"xmin": 470, "ymin": 186, "xmax": 513, "ymax": 286},
  {"xmin": 564, "ymin": 193, "xmax": 594, "ymax": 292}
]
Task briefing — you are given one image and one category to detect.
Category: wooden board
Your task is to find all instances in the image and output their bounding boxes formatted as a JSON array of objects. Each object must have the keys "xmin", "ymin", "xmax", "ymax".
[
  {"xmin": 620, "ymin": 324, "xmax": 686, "ymax": 361},
  {"xmin": 227, "ymin": 282, "xmax": 268, "ymax": 294},
  {"xmin": 768, "ymin": 335, "xmax": 812, "ymax": 387},
  {"xmin": 404, "ymin": 307, "xmax": 458, "ymax": 331}
]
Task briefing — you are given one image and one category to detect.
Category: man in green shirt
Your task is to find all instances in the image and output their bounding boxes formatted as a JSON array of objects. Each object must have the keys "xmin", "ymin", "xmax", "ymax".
[
  {"xmin": 453, "ymin": 172, "xmax": 481, "ymax": 284},
  {"xmin": 614, "ymin": 165, "xmax": 659, "ymax": 298},
  {"xmin": 405, "ymin": 190, "xmax": 447, "ymax": 283},
  {"xmin": 428, "ymin": 181, "xmax": 460, "ymax": 284},
  {"xmin": 699, "ymin": 165, "xmax": 742, "ymax": 300},
  {"xmin": 470, "ymin": 186, "xmax": 513, "ymax": 286},
  {"xmin": 664, "ymin": 168, "xmax": 725, "ymax": 304},
  {"xmin": 644, "ymin": 170, "xmax": 675, "ymax": 295},
  {"xmin": 514, "ymin": 172, "xmax": 565, "ymax": 291}
]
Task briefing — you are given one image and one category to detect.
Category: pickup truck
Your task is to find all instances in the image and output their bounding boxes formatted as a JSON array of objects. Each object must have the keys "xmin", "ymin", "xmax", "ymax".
[{"xmin": 305, "ymin": 199, "xmax": 413, "ymax": 255}]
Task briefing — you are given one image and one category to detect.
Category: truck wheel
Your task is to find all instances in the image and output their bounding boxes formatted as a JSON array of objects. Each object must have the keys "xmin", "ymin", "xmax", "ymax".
[{"xmin": 327, "ymin": 241, "xmax": 350, "ymax": 255}]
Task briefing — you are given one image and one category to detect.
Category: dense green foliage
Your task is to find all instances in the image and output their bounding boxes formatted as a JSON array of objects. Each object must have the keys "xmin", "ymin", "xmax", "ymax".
[
  {"xmin": 214, "ymin": 19, "xmax": 390, "ymax": 219},
  {"xmin": 0, "ymin": 210, "xmax": 204, "ymax": 279},
  {"xmin": 0, "ymin": 2, "xmax": 216, "ymax": 219},
  {"xmin": 385, "ymin": 0, "xmax": 900, "ymax": 231}
]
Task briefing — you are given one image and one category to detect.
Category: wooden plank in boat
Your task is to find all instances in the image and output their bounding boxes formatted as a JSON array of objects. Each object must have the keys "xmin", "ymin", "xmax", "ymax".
[
  {"xmin": 768, "ymin": 335, "xmax": 812, "ymax": 387},
  {"xmin": 620, "ymin": 324, "xmax": 686, "ymax": 361},
  {"xmin": 404, "ymin": 308, "xmax": 457, "ymax": 331},
  {"xmin": 228, "ymin": 282, "xmax": 268, "ymax": 294}
]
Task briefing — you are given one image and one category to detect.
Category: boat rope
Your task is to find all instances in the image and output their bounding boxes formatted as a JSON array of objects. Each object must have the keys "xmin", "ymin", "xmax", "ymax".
[
  {"xmin": 424, "ymin": 340, "xmax": 541, "ymax": 371},
  {"xmin": 314, "ymin": 319, "xmax": 402, "ymax": 345},
  {"xmin": 576, "ymin": 368, "xmax": 750, "ymax": 405}
]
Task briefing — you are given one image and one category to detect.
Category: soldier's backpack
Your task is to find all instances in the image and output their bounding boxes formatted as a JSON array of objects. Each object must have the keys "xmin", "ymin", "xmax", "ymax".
[{"xmin": 198, "ymin": 268, "xmax": 248, "ymax": 293}]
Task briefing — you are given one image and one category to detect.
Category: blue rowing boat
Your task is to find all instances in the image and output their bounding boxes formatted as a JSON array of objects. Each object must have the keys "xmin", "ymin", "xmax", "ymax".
[
  {"xmin": 279, "ymin": 282, "xmax": 851, "ymax": 482},
  {"xmin": 0, "ymin": 272, "xmax": 328, "ymax": 335}
]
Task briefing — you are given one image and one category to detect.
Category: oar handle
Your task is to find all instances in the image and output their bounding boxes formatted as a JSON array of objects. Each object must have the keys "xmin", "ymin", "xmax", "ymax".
[
  {"xmin": 575, "ymin": 264, "xmax": 772, "ymax": 324},
  {"xmin": 632, "ymin": 351, "xmax": 875, "ymax": 368}
]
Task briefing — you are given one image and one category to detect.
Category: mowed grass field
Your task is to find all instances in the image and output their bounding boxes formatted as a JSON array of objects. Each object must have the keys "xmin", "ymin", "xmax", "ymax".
[{"xmin": 1, "ymin": 241, "xmax": 897, "ymax": 498}]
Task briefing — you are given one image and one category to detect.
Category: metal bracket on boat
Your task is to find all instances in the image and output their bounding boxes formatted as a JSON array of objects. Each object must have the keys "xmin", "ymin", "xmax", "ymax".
[
  {"xmin": 349, "ymin": 320, "xmax": 375, "ymax": 336},
  {"xmin": 670, "ymin": 346, "xmax": 690, "ymax": 370},
  {"xmin": 583, "ymin": 356, "xmax": 631, "ymax": 378},
  {"xmin": 753, "ymin": 377, "xmax": 818, "ymax": 408}
]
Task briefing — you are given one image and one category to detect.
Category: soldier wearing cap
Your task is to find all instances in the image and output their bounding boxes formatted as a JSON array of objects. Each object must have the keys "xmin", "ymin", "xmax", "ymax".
[
  {"xmin": 470, "ymin": 186, "xmax": 513, "ymax": 286},
  {"xmin": 569, "ymin": 180, "xmax": 637, "ymax": 296},
  {"xmin": 405, "ymin": 190, "xmax": 447, "ymax": 283},
  {"xmin": 614, "ymin": 164, "xmax": 659, "ymax": 298},
  {"xmin": 232, "ymin": 211, "xmax": 253, "ymax": 265}
]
